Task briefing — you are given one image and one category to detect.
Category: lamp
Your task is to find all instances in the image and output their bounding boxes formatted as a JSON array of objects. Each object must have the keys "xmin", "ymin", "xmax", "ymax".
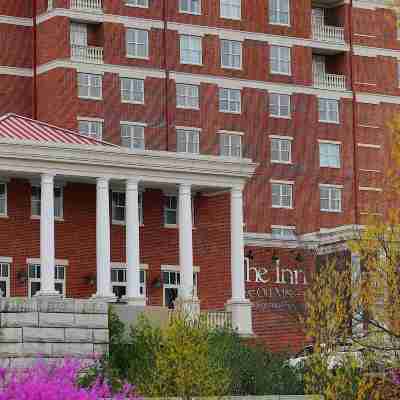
[
  {"xmin": 151, "ymin": 276, "xmax": 162, "ymax": 289},
  {"xmin": 271, "ymin": 251, "xmax": 279, "ymax": 263}
]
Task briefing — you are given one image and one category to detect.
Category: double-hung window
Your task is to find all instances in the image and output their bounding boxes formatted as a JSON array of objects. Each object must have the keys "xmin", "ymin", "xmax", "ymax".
[
  {"xmin": 270, "ymin": 137, "xmax": 292, "ymax": 163},
  {"xmin": 78, "ymin": 119, "xmax": 103, "ymax": 140},
  {"xmin": 31, "ymin": 186, "xmax": 63, "ymax": 219},
  {"xmin": 270, "ymin": 45, "xmax": 291, "ymax": 75},
  {"xmin": 219, "ymin": 133, "xmax": 242, "ymax": 158},
  {"xmin": 125, "ymin": 0, "xmax": 148, "ymax": 7},
  {"xmin": 319, "ymin": 142, "xmax": 340, "ymax": 168},
  {"xmin": 179, "ymin": 0, "xmax": 201, "ymax": 14},
  {"xmin": 77, "ymin": 73, "xmax": 102, "ymax": 99},
  {"xmin": 219, "ymin": 88, "xmax": 241, "ymax": 113},
  {"xmin": 271, "ymin": 181, "xmax": 293, "ymax": 208},
  {"xmin": 220, "ymin": 0, "xmax": 241, "ymax": 20},
  {"xmin": 112, "ymin": 191, "xmax": 144, "ymax": 224},
  {"xmin": 121, "ymin": 123, "xmax": 145, "ymax": 150},
  {"xmin": 126, "ymin": 29, "xmax": 149, "ymax": 59},
  {"xmin": 121, "ymin": 78, "xmax": 144, "ymax": 104},
  {"xmin": 269, "ymin": 93, "xmax": 290, "ymax": 118},
  {"xmin": 221, "ymin": 40, "xmax": 242, "ymax": 69},
  {"xmin": 180, "ymin": 35, "xmax": 202, "ymax": 65},
  {"xmin": 0, "ymin": 183, "xmax": 6, "ymax": 216},
  {"xmin": 176, "ymin": 84, "xmax": 199, "ymax": 109},
  {"xmin": 0, "ymin": 263, "xmax": 10, "ymax": 297},
  {"xmin": 177, "ymin": 128, "xmax": 200, "ymax": 154},
  {"xmin": 271, "ymin": 226, "xmax": 296, "ymax": 239},
  {"xmin": 320, "ymin": 185, "xmax": 342, "ymax": 212},
  {"xmin": 269, "ymin": 0, "xmax": 290, "ymax": 25},
  {"xmin": 28, "ymin": 264, "xmax": 65, "ymax": 297},
  {"xmin": 55, "ymin": 265, "xmax": 66, "ymax": 296},
  {"xmin": 164, "ymin": 195, "xmax": 178, "ymax": 226},
  {"xmin": 318, "ymin": 98, "xmax": 339, "ymax": 123},
  {"xmin": 111, "ymin": 267, "xmax": 147, "ymax": 299}
]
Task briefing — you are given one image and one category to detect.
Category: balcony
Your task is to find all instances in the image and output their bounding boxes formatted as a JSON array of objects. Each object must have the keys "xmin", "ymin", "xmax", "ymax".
[
  {"xmin": 71, "ymin": 44, "xmax": 103, "ymax": 64},
  {"xmin": 312, "ymin": 21, "xmax": 345, "ymax": 44},
  {"xmin": 70, "ymin": 0, "xmax": 103, "ymax": 12},
  {"xmin": 313, "ymin": 72, "xmax": 346, "ymax": 91}
]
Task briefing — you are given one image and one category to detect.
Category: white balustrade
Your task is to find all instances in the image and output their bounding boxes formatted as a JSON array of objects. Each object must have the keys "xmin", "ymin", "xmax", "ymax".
[
  {"xmin": 70, "ymin": 0, "xmax": 102, "ymax": 11},
  {"xmin": 71, "ymin": 45, "xmax": 104, "ymax": 64},
  {"xmin": 313, "ymin": 72, "xmax": 347, "ymax": 91},
  {"xmin": 203, "ymin": 311, "xmax": 233, "ymax": 329},
  {"xmin": 312, "ymin": 21, "xmax": 345, "ymax": 44}
]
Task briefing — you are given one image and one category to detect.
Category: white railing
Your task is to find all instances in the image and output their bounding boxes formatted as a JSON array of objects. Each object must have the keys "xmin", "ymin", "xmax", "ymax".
[
  {"xmin": 313, "ymin": 72, "xmax": 346, "ymax": 91},
  {"xmin": 71, "ymin": 45, "xmax": 104, "ymax": 64},
  {"xmin": 203, "ymin": 311, "xmax": 232, "ymax": 330},
  {"xmin": 312, "ymin": 21, "xmax": 345, "ymax": 43},
  {"xmin": 70, "ymin": 0, "xmax": 102, "ymax": 11},
  {"xmin": 48, "ymin": 0, "xmax": 53, "ymax": 9}
]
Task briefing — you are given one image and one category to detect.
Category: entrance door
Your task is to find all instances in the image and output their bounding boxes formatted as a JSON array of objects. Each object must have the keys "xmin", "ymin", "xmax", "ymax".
[
  {"xmin": 312, "ymin": 8, "xmax": 325, "ymax": 26},
  {"xmin": 313, "ymin": 55, "xmax": 326, "ymax": 76},
  {"xmin": 164, "ymin": 286, "xmax": 179, "ymax": 309},
  {"xmin": 70, "ymin": 23, "xmax": 87, "ymax": 46}
]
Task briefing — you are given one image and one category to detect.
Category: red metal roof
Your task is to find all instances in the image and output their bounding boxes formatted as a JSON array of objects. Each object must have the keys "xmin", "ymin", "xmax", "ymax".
[{"xmin": 0, "ymin": 114, "xmax": 113, "ymax": 147}]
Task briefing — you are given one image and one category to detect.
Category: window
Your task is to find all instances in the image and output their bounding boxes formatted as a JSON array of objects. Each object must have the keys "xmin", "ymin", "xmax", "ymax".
[
  {"xmin": 320, "ymin": 185, "xmax": 342, "ymax": 212},
  {"xmin": 271, "ymin": 226, "xmax": 296, "ymax": 239},
  {"xmin": 111, "ymin": 267, "xmax": 146, "ymax": 299},
  {"xmin": 270, "ymin": 45, "xmax": 291, "ymax": 75},
  {"xmin": 219, "ymin": 88, "xmax": 241, "ymax": 113},
  {"xmin": 164, "ymin": 195, "xmax": 178, "ymax": 225},
  {"xmin": 70, "ymin": 23, "xmax": 87, "ymax": 46},
  {"xmin": 270, "ymin": 137, "xmax": 292, "ymax": 163},
  {"xmin": 0, "ymin": 183, "xmax": 6, "ymax": 216},
  {"xmin": 319, "ymin": 142, "xmax": 340, "ymax": 168},
  {"xmin": 220, "ymin": 0, "xmax": 241, "ymax": 20},
  {"xmin": 31, "ymin": 186, "xmax": 63, "ymax": 219},
  {"xmin": 219, "ymin": 133, "xmax": 242, "ymax": 158},
  {"xmin": 179, "ymin": 0, "xmax": 201, "ymax": 14},
  {"xmin": 126, "ymin": 29, "xmax": 149, "ymax": 59},
  {"xmin": 269, "ymin": 93, "xmax": 290, "ymax": 118},
  {"xmin": 112, "ymin": 191, "xmax": 144, "ymax": 224},
  {"xmin": 180, "ymin": 35, "xmax": 202, "ymax": 65},
  {"xmin": 271, "ymin": 182, "xmax": 293, "ymax": 208},
  {"xmin": 78, "ymin": 120, "xmax": 102, "ymax": 140},
  {"xmin": 177, "ymin": 129, "xmax": 200, "ymax": 154},
  {"xmin": 125, "ymin": 0, "xmax": 148, "ymax": 7},
  {"xmin": 77, "ymin": 73, "xmax": 102, "ymax": 99},
  {"xmin": 176, "ymin": 84, "xmax": 199, "ymax": 109},
  {"xmin": 162, "ymin": 269, "xmax": 198, "ymax": 308},
  {"xmin": 121, "ymin": 123, "xmax": 145, "ymax": 150},
  {"xmin": 121, "ymin": 78, "xmax": 144, "ymax": 104},
  {"xmin": 28, "ymin": 264, "xmax": 65, "ymax": 297},
  {"xmin": 221, "ymin": 40, "xmax": 242, "ymax": 69},
  {"xmin": 319, "ymin": 98, "xmax": 339, "ymax": 123},
  {"xmin": 269, "ymin": 0, "xmax": 290, "ymax": 25},
  {"xmin": 0, "ymin": 263, "xmax": 9, "ymax": 297}
]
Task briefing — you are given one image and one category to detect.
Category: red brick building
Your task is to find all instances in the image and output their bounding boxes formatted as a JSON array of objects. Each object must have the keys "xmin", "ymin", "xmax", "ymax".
[{"xmin": 0, "ymin": 0, "xmax": 396, "ymax": 351}]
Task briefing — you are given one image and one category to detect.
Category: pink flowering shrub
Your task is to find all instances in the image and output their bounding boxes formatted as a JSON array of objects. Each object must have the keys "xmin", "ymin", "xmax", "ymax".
[{"xmin": 0, "ymin": 359, "xmax": 138, "ymax": 400}]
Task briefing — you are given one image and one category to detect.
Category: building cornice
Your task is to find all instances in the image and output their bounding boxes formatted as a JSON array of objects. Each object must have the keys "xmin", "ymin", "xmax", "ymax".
[{"xmin": 0, "ymin": 15, "xmax": 32, "ymax": 27}]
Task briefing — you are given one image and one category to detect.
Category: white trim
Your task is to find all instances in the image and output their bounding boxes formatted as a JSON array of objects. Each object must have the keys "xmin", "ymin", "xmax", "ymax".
[
  {"xmin": 359, "ymin": 186, "xmax": 383, "ymax": 192},
  {"xmin": 0, "ymin": 257, "xmax": 12, "ymax": 264},
  {"xmin": 358, "ymin": 124, "xmax": 380, "ymax": 129},
  {"xmin": 318, "ymin": 139, "xmax": 342, "ymax": 145},
  {"xmin": 270, "ymin": 179, "xmax": 294, "ymax": 185},
  {"xmin": 271, "ymin": 225, "xmax": 296, "ymax": 230},
  {"xmin": 0, "ymin": 66, "xmax": 33, "ymax": 77},
  {"xmin": 175, "ymin": 125, "xmax": 201, "ymax": 131},
  {"xmin": 120, "ymin": 120, "xmax": 147, "ymax": 127},
  {"xmin": 26, "ymin": 258, "xmax": 69, "ymax": 266},
  {"xmin": 218, "ymin": 129, "xmax": 244, "ymax": 136},
  {"xmin": 319, "ymin": 183, "xmax": 344, "ymax": 189},
  {"xmin": 0, "ymin": 15, "xmax": 32, "ymax": 26},
  {"xmin": 77, "ymin": 116, "xmax": 104, "ymax": 123},
  {"xmin": 110, "ymin": 262, "xmax": 149, "ymax": 270},
  {"xmin": 269, "ymin": 134, "xmax": 294, "ymax": 140},
  {"xmin": 161, "ymin": 264, "xmax": 200, "ymax": 273},
  {"xmin": 360, "ymin": 168, "xmax": 381, "ymax": 173},
  {"xmin": 357, "ymin": 143, "xmax": 381, "ymax": 149},
  {"xmin": 353, "ymin": 45, "xmax": 400, "ymax": 60}
]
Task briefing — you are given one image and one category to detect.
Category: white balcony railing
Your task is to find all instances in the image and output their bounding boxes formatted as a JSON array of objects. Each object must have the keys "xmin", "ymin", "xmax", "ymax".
[
  {"xmin": 70, "ymin": 0, "xmax": 102, "ymax": 11},
  {"xmin": 71, "ymin": 44, "xmax": 103, "ymax": 64},
  {"xmin": 313, "ymin": 72, "xmax": 346, "ymax": 91},
  {"xmin": 203, "ymin": 311, "xmax": 232, "ymax": 330},
  {"xmin": 312, "ymin": 22, "xmax": 345, "ymax": 44}
]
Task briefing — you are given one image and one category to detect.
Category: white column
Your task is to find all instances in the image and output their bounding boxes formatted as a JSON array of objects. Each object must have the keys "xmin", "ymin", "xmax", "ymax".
[
  {"xmin": 94, "ymin": 177, "xmax": 115, "ymax": 300},
  {"xmin": 226, "ymin": 185, "xmax": 253, "ymax": 335},
  {"xmin": 37, "ymin": 173, "xmax": 59, "ymax": 296},
  {"xmin": 124, "ymin": 178, "xmax": 145, "ymax": 305},
  {"xmin": 179, "ymin": 183, "xmax": 195, "ymax": 301}
]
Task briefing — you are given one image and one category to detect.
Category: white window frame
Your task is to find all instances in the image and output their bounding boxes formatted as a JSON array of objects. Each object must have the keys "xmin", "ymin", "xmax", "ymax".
[
  {"xmin": 270, "ymin": 45, "xmax": 291, "ymax": 76},
  {"xmin": 78, "ymin": 118, "xmax": 103, "ymax": 140},
  {"xmin": 270, "ymin": 136, "xmax": 292, "ymax": 164},
  {"xmin": 111, "ymin": 190, "xmax": 144, "ymax": 225},
  {"xmin": 180, "ymin": 35, "xmax": 202, "ymax": 66},
  {"xmin": 0, "ymin": 263, "xmax": 10, "ymax": 297},
  {"xmin": 269, "ymin": 93, "xmax": 291, "ymax": 118},
  {"xmin": 77, "ymin": 73, "xmax": 102, "ymax": 100},
  {"xmin": 0, "ymin": 182, "xmax": 7, "ymax": 217},
  {"xmin": 126, "ymin": 28, "xmax": 149, "ymax": 59},
  {"xmin": 219, "ymin": 88, "xmax": 241, "ymax": 114},
  {"xmin": 318, "ymin": 98, "xmax": 339, "ymax": 124},
  {"xmin": 28, "ymin": 264, "xmax": 66, "ymax": 297},
  {"xmin": 70, "ymin": 22, "xmax": 87, "ymax": 46},
  {"xmin": 176, "ymin": 128, "xmax": 200, "ymax": 154},
  {"xmin": 319, "ymin": 141, "xmax": 341, "ymax": 169},
  {"xmin": 121, "ymin": 77, "xmax": 145, "ymax": 104},
  {"xmin": 121, "ymin": 122, "xmax": 146, "ymax": 150},
  {"xmin": 320, "ymin": 184, "xmax": 342, "ymax": 213},
  {"xmin": 219, "ymin": 132, "xmax": 242, "ymax": 158},
  {"xmin": 271, "ymin": 181, "xmax": 294, "ymax": 209},
  {"xmin": 176, "ymin": 84, "xmax": 200, "ymax": 110},
  {"xmin": 31, "ymin": 185, "xmax": 64, "ymax": 220},
  {"xmin": 111, "ymin": 264, "xmax": 147, "ymax": 299},
  {"xmin": 269, "ymin": 0, "xmax": 290, "ymax": 26},
  {"xmin": 179, "ymin": 0, "xmax": 201, "ymax": 15},
  {"xmin": 164, "ymin": 195, "xmax": 178, "ymax": 227},
  {"xmin": 220, "ymin": 39, "xmax": 242, "ymax": 69},
  {"xmin": 220, "ymin": 0, "xmax": 241, "ymax": 20},
  {"xmin": 271, "ymin": 225, "xmax": 296, "ymax": 239},
  {"xmin": 125, "ymin": 0, "xmax": 149, "ymax": 8},
  {"xmin": 55, "ymin": 265, "xmax": 66, "ymax": 296}
]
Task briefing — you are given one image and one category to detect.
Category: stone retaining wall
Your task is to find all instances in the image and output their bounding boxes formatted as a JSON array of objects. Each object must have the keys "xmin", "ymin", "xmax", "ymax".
[{"xmin": 0, "ymin": 298, "xmax": 109, "ymax": 368}]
